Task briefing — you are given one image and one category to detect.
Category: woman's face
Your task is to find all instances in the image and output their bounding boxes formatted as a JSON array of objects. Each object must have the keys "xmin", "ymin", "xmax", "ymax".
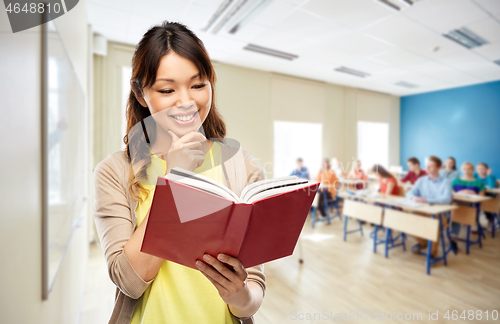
[
  {"xmin": 445, "ymin": 158, "xmax": 454, "ymax": 170},
  {"xmin": 139, "ymin": 51, "xmax": 212, "ymax": 138}
]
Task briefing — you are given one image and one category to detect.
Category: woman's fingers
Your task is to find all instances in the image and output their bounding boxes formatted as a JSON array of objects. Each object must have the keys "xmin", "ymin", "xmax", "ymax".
[
  {"xmin": 216, "ymin": 254, "xmax": 247, "ymax": 279},
  {"xmin": 196, "ymin": 257, "xmax": 233, "ymax": 289}
]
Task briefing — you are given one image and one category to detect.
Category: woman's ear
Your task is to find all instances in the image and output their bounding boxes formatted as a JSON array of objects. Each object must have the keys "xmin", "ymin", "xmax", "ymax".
[{"xmin": 131, "ymin": 81, "xmax": 148, "ymax": 108}]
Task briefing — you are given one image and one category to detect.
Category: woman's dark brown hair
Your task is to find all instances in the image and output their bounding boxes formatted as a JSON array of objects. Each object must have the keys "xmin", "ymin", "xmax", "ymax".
[
  {"xmin": 445, "ymin": 156, "xmax": 457, "ymax": 170},
  {"xmin": 124, "ymin": 21, "xmax": 226, "ymax": 201},
  {"xmin": 371, "ymin": 164, "xmax": 395, "ymax": 179}
]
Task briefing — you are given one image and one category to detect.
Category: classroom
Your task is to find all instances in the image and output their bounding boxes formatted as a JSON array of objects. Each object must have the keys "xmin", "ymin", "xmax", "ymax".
[{"xmin": 1, "ymin": 0, "xmax": 499, "ymax": 323}]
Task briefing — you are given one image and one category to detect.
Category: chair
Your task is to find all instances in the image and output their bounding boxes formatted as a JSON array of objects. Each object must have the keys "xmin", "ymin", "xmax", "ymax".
[
  {"xmin": 396, "ymin": 186, "xmax": 406, "ymax": 197},
  {"xmin": 451, "ymin": 205, "xmax": 480, "ymax": 254},
  {"xmin": 342, "ymin": 200, "xmax": 384, "ymax": 251},
  {"xmin": 480, "ymin": 195, "xmax": 500, "ymax": 238},
  {"xmin": 383, "ymin": 209, "xmax": 439, "ymax": 275},
  {"xmin": 310, "ymin": 190, "xmax": 340, "ymax": 228}
]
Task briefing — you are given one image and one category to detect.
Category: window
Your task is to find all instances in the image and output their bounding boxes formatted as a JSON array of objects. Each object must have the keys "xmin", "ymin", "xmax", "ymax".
[
  {"xmin": 357, "ymin": 121, "xmax": 389, "ymax": 170},
  {"xmin": 273, "ymin": 121, "xmax": 323, "ymax": 179}
]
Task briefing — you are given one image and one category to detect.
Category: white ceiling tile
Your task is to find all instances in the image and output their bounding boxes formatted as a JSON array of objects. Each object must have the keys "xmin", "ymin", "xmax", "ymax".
[
  {"xmin": 300, "ymin": 46, "xmax": 358, "ymax": 66},
  {"xmin": 371, "ymin": 49, "xmax": 427, "ymax": 67},
  {"xmin": 402, "ymin": 34, "xmax": 466, "ymax": 59},
  {"xmin": 466, "ymin": 18, "xmax": 500, "ymax": 44},
  {"xmin": 302, "ymin": 0, "xmax": 397, "ymax": 30},
  {"xmin": 329, "ymin": 33, "xmax": 395, "ymax": 57},
  {"xmin": 88, "ymin": 0, "xmax": 133, "ymax": 11},
  {"xmin": 473, "ymin": 43, "xmax": 500, "ymax": 61},
  {"xmin": 272, "ymin": 9, "xmax": 352, "ymax": 44},
  {"xmin": 474, "ymin": 0, "xmax": 500, "ymax": 15},
  {"xmin": 87, "ymin": 3, "xmax": 130, "ymax": 30},
  {"xmin": 463, "ymin": 62, "xmax": 500, "ymax": 80},
  {"xmin": 221, "ymin": 22, "xmax": 268, "ymax": 42},
  {"xmin": 130, "ymin": 0, "xmax": 187, "ymax": 21},
  {"xmin": 363, "ymin": 14, "xmax": 436, "ymax": 47},
  {"xmin": 190, "ymin": 0, "xmax": 224, "ymax": 11},
  {"xmin": 339, "ymin": 58, "xmax": 392, "ymax": 75},
  {"xmin": 403, "ymin": 0, "xmax": 489, "ymax": 33},
  {"xmin": 179, "ymin": 4, "xmax": 214, "ymax": 31},
  {"xmin": 437, "ymin": 51, "xmax": 492, "ymax": 70},
  {"xmin": 250, "ymin": 1, "xmax": 297, "ymax": 28},
  {"xmin": 431, "ymin": 69, "xmax": 482, "ymax": 85}
]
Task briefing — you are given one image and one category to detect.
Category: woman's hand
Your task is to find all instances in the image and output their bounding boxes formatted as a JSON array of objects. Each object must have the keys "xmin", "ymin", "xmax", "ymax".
[
  {"xmin": 196, "ymin": 253, "xmax": 256, "ymax": 314},
  {"xmin": 164, "ymin": 130, "xmax": 207, "ymax": 174}
]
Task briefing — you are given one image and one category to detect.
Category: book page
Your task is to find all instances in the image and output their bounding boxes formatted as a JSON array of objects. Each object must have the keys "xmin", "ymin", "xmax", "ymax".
[
  {"xmin": 246, "ymin": 182, "xmax": 315, "ymax": 204},
  {"xmin": 241, "ymin": 177, "xmax": 308, "ymax": 203},
  {"xmin": 166, "ymin": 168, "xmax": 239, "ymax": 201}
]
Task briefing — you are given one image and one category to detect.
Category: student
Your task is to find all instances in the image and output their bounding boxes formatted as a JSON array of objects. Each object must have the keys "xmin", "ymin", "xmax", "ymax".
[
  {"xmin": 290, "ymin": 157, "xmax": 310, "ymax": 180},
  {"xmin": 474, "ymin": 162, "xmax": 497, "ymax": 229},
  {"xmin": 316, "ymin": 158, "xmax": 339, "ymax": 217},
  {"xmin": 93, "ymin": 22, "xmax": 265, "ymax": 324},
  {"xmin": 347, "ymin": 159, "xmax": 368, "ymax": 189},
  {"xmin": 450, "ymin": 162, "xmax": 486, "ymax": 238},
  {"xmin": 371, "ymin": 164, "xmax": 398, "ymax": 195},
  {"xmin": 439, "ymin": 157, "xmax": 460, "ymax": 181},
  {"xmin": 331, "ymin": 157, "xmax": 346, "ymax": 179},
  {"xmin": 474, "ymin": 162, "xmax": 497, "ymax": 188},
  {"xmin": 406, "ymin": 156, "xmax": 452, "ymax": 256},
  {"xmin": 401, "ymin": 157, "xmax": 427, "ymax": 185}
]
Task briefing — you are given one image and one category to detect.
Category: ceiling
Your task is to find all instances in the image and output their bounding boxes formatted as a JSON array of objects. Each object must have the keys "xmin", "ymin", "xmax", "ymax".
[{"xmin": 86, "ymin": 0, "xmax": 500, "ymax": 96}]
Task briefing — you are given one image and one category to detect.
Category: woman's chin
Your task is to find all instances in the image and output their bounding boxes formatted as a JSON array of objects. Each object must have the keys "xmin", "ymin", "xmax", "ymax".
[{"xmin": 168, "ymin": 123, "xmax": 204, "ymax": 138}]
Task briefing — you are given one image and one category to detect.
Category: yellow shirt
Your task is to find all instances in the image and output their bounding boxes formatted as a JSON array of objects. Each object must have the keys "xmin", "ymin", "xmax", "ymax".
[{"xmin": 131, "ymin": 141, "xmax": 239, "ymax": 324}]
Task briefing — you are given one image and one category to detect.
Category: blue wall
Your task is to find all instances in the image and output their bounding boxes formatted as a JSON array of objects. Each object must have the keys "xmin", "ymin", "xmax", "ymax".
[{"xmin": 400, "ymin": 80, "xmax": 500, "ymax": 178}]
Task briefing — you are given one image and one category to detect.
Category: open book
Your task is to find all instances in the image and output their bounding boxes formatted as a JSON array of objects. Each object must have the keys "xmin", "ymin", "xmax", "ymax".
[
  {"xmin": 141, "ymin": 168, "xmax": 320, "ymax": 269},
  {"xmin": 166, "ymin": 167, "xmax": 311, "ymax": 204}
]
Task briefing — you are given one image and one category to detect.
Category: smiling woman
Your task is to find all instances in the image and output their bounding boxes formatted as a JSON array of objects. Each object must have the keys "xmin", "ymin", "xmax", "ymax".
[{"xmin": 93, "ymin": 21, "xmax": 267, "ymax": 324}]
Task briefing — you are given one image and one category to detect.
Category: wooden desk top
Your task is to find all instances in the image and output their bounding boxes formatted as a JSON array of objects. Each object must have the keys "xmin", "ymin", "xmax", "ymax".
[
  {"xmin": 339, "ymin": 191, "xmax": 457, "ymax": 215},
  {"xmin": 452, "ymin": 193, "xmax": 491, "ymax": 203},
  {"xmin": 486, "ymin": 187, "xmax": 500, "ymax": 195}
]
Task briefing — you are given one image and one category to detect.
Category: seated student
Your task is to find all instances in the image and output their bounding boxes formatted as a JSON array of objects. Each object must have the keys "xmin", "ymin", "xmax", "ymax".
[
  {"xmin": 474, "ymin": 162, "xmax": 497, "ymax": 188},
  {"xmin": 371, "ymin": 164, "xmax": 398, "ymax": 195},
  {"xmin": 316, "ymin": 158, "xmax": 339, "ymax": 217},
  {"xmin": 290, "ymin": 157, "xmax": 310, "ymax": 180},
  {"xmin": 331, "ymin": 157, "xmax": 346, "ymax": 179},
  {"xmin": 401, "ymin": 157, "xmax": 427, "ymax": 185},
  {"xmin": 451, "ymin": 161, "xmax": 486, "ymax": 237},
  {"xmin": 347, "ymin": 159, "xmax": 368, "ymax": 189},
  {"xmin": 474, "ymin": 162, "xmax": 497, "ymax": 229},
  {"xmin": 439, "ymin": 157, "xmax": 460, "ymax": 181},
  {"xmin": 406, "ymin": 156, "xmax": 452, "ymax": 256}
]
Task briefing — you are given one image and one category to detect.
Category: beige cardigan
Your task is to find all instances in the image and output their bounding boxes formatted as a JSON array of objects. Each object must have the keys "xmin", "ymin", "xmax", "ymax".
[{"xmin": 93, "ymin": 144, "xmax": 267, "ymax": 324}]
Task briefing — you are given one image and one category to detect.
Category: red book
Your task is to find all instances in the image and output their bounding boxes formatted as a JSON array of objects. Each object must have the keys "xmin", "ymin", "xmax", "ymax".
[{"xmin": 141, "ymin": 168, "xmax": 319, "ymax": 269}]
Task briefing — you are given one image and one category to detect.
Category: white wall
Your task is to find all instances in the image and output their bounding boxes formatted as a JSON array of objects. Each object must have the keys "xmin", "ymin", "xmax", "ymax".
[
  {"xmin": 0, "ymin": 1, "xmax": 90, "ymax": 323},
  {"xmin": 214, "ymin": 63, "xmax": 400, "ymax": 178}
]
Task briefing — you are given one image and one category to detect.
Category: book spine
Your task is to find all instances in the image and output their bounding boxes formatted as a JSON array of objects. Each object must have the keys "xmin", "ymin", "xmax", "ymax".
[{"xmin": 219, "ymin": 204, "xmax": 253, "ymax": 258}]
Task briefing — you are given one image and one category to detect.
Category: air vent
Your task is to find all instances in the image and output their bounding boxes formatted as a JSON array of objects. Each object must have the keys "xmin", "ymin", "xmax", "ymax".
[
  {"xmin": 395, "ymin": 81, "xmax": 418, "ymax": 88},
  {"xmin": 377, "ymin": 0, "xmax": 401, "ymax": 11},
  {"xmin": 334, "ymin": 66, "xmax": 371, "ymax": 78},
  {"xmin": 202, "ymin": 0, "xmax": 272, "ymax": 35},
  {"xmin": 243, "ymin": 44, "xmax": 298, "ymax": 60},
  {"xmin": 443, "ymin": 27, "xmax": 488, "ymax": 49},
  {"xmin": 494, "ymin": 59, "xmax": 500, "ymax": 66}
]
